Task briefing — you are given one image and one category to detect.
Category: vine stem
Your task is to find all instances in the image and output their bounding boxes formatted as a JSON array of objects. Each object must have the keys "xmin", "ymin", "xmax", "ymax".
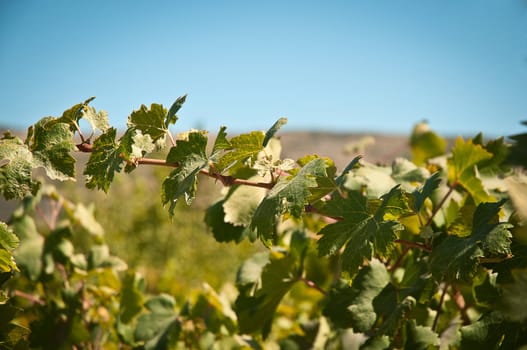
[
  {"xmin": 76, "ymin": 143, "xmax": 275, "ymax": 190},
  {"xmin": 426, "ymin": 182, "xmax": 457, "ymax": 227},
  {"xmin": 298, "ymin": 276, "xmax": 327, "ymax": 295},
  {"xmin": 432, "ymin": 283, "xmax": 449, "ymax": 332},
  {"xmin": 13, "ymin": 290, "xmax": 45, "ymax": 306},
  {"xmin": 452, "ymin": 285, "xmax": 471, "ymax": 325},
  {"xmin": 393, "ymin": 239, "xmax": 431, "ymax": 253}
]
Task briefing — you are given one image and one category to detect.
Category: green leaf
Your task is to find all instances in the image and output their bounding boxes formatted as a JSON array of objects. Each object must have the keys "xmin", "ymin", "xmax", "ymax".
[
  {"xmin": 11, "ymin": 216, "xmax": 43, "ymax": 280},
  {"xmin": 120, "ymin": 272, "xmax": 145, "ymax": 324},
  {"xmin": 0, "ymin": 223, "xmax": 19, "ymax": 274},
  {"xmin": 72, "ymin": 203, "xmax": 104, "ymax": 238},
  {"xmin": 191, "ymin": 284, "xmax": 237, "ymax": 334},
  {"xmin": 460, "ymin": 311, "xmax": 521, "ymax": 349},
  {"xmin": 162, "ymin": 132, "xmax": 209, "ymax": 216},
  {"xmin": 0, "ymin": 135, "xmax": 40, "ymax": 200},
  {"xmin": 376, "ymin": 296, "xmax": 415, "ymax": 337},
  {"xmin": 235, "ymin": 250, "xmax": 299, "ymax": 338},
  {"xmin": 499, "ymin": 268, "xmax": 527, "ymax": 322},
  {"xmin": 128, "ymin": 103, "xmax": 168, "ymax": 142},
  {"xmin": 205, "ymin": 200, "xmax": 246, "ymax": 243},
  {"xmin": 412, "ymin": 172, "xmax": 441, "ymax": 213},
  {"xmin": 317, "ymin": 187, "xmax": 405, "ymax": 275},
  {"xmin": 448, "ymin": 137, "xmax": 494, "ymax": 204},
  {"xmin": 322, "ymin": 260, "xmax": 389, "ymax": 331},
  {"xmin": 223, "ymin": 182, "xmax": 267, "ymax": 227},
  {"xmin": 165, "ymin": 94, "xmax": 187, "ymax": 126},
  {"xmin": 410, "ymin": 121, "xmax": 447, "ymax": 165},
  {"xmin": 216, "ymin": 131, "xmax": 264, "ymax": 172},
  {"xmin": 250, "ymin": 158, "xmax": 328, "ymax": 246},
  {"xmin": 84, "ymin": 128, "xmax": 125, "ymax": 192},
  {"xmin": 135, "ymin": 294, "xmax": 180, "ymax": 350},
  {"xmin": 263, "ymin": 117, "xmax": 287, "ymax": 147},
  {"xmin": 430, "ymin": 200, "xmax": 512, "ymax": 282},
  {"xmin": 28, "ymin": 117, "xmax": 76, "ymax": 181},
  {"xmin": 211, "ymin": 126, "xmax": 232, "ymax": 159},
  {"xmin": 335, "ymin": 156, "xmax": 361, "ymax": 187}
]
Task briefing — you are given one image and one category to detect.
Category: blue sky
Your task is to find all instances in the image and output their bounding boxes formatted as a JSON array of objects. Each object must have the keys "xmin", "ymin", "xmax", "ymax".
[{"xmin": 1, "ymin": 0, "xmax": 526, "ymax": 138}]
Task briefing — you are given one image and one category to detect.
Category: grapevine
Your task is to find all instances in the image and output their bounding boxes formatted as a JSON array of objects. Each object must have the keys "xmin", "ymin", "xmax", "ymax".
[{"xmin": 1, "ymin": 96, "xmax": 526, "ymax": 349}]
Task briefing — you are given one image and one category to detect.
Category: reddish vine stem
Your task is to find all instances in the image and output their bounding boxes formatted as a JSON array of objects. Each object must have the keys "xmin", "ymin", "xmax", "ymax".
[
  {"xmin": 426, "ymin": 182, "xmax": 457, "ymax": 227},
  {"xmin": 452, "ymin": 285, "xmax": 471, "ymax": 325},
  {"xmin": 13, "ymin": 290, "xmax": 45, "ymax": 306},
  {"xmin": 394, "ymin": 239, "xmax": 431, "ymax": 253},
  {"xmin": 432, "ymin": 283, "xmax": 449, "ymax": 332},
  {"xmin": 389, "ymin": 247, "xmax": 410, "ymax": 271},
  {"xmin": 298, "ymin": 276, "xmax": 327, "ymax": 295},
  {"xmin": 76, "ymin": 142, "xmax": 275, "ymax": 190}
]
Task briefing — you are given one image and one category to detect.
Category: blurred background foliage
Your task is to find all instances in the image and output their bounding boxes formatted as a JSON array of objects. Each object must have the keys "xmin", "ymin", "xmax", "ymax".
[{"xmin": 56, "ymin": 158, "xmax": 263, "ymax": 296}]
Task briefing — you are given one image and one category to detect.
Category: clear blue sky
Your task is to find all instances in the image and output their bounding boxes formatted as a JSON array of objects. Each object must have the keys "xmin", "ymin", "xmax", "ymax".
[{"xmin": 1, "ymin": 0, "xmax": 526, "ymax": 137}]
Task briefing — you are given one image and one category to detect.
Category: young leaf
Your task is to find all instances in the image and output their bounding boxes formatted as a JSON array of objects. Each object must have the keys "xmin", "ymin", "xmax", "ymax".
[
  {"xmin": 162, "ymin": 132, "xmax": 208, "ymax": 216},
  {"xmin": 216, "ymin": 131, "xmax": 264, "ymax": 172},
  {"xmin": 410, "ymin": 121, "xmax": 447, "ymax": 165},
  {"xmin": 412, "ymin": 172, "xmax": 441, "ymax": 213},
  {"xmin": 82, "ymin": 105, "xmax": 109, "ymax": 133},
  {"xmin": 250, "ymin": 158, "xmax": 328, "ymax": 246},
  {"xmin": 0, "ymin": 135, "xmax": 40, "ymax": 200},
  {"xmin": 165, "ymin": 94, "xmax": 187, "ymax": 126},
  {"xmin": 335, "ymin": 156, "xmax": 362, "ymax": 187},
  {"xmin": 28, "ymin": 117, "xmax": 76, "ymax": 181},
  {"xmin": 317, "ymin": 187, "xmax": 405, "ymax": 275},
  {"xmin": 84, "ymin": 128, "xmax": 125, "ymax": 192},
  {"xmin": 322, "ymin": 260, "xmax": 389, "ymax": 331},
  {"xmin": 211, "ymin": 126, "xmax": 231, "ymax": 159},
  {"xmin": 235, "ymin": 250, "xmax": 299, "ymax": 338},
  {"xmin": 0, "ymin": 222, "xmax": 19, "ymax": 273},
  {"xmin": 128, "ymin": 103, "xmax": 168, "ymax": 142},
  {"xmin": 55, "ymin": 97, "xmax": 96, "ymax": 129},
  {"xmin": 430, "ymin": 200, "xmax": 512, "ymax": 282},
  {"xmin": 448, "ymin": 137, "xmax": 494, "ymax": 204},
  {"xmin": 460, "ymin": 311, "xmax": 521, "ymax": 349},
  {"xmin": 263, "ymin": 117, "xmax": 287, "ymax": 147}
]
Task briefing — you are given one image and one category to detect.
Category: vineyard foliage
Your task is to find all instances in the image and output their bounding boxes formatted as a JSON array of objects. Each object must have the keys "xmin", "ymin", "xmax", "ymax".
[{"xmin": 1, "ymin": 96, "xmax": 527, "ymax": 349}]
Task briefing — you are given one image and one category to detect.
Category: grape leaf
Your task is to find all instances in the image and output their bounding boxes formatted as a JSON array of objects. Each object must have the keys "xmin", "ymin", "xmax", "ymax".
[
  {"xmin": 412, "ymin": 172, "xmax": 441, "ymax": 213},
  {"xmin": 375, "ymin": 296, "xmax": 415, "ymax": 337},
  {"xmin": 211, "ymin": 126, "xmax": 232, "ymax": 159},
  {"xmin": 250, "ymin": 158, "xmax": 328, "ymax": 246},
  {"xmin": 28, "ymin": 117, "xmax": 76, "ymax": 181},
  {"xmin": 322, "ymin": 260, "xmax": 389, "ymax": 331},
  {"xmin": 0, "ymin": 135, "xmax": 39, "ymax": 200},
  {"xmin": 235, "ymin": 250, "xmax": 299, "ymax": 338},
  {"xmin": 165, "ymin": 94, "xmax": 187, "ymax": 126},
  {"xmin": 410, "ymin": 122, "xmax": 447, "ymax": 165},
  {"xmin": 205, "ymin": 200, "xmax": 246, "ymax": 243},
  {"xmin": 430, "ymin": 200, "xmax": 512, "ymax": 282},
  {"xmin": 130, "ymin": 130, "xmax": 156, "ymax": 158},
  {"xmin": 0, "ymin": 223, "xmax": 19, "ymax": 273},
  {"xmin": 499, "ymin": 267, "xmax": 527, "ymax": 322},
  {"xmin": 82, "ymin": 105, "xmax": 109, "ymax": 133},
  {"xmin": 448, "ymin": 137, "xmax": 494, "ymax": 204},
  {"xmin": 84, "ymin": 128, "xmax": 125, "ymax": 192},
  {"xmin": 55, "ymin": 97, "xmax": 95, "ymax": 130},
  {"xmin": 223, "ymin": 181, "xmax": 267, "ymax": 227},
  {"xmin": 128, "ymin": 103, "xmax": 168, "ymax": 142},
  {"xmin": 162, "ymin": 132, "xmax": 208, "ymax": 216},
  {"xmin": 216, "ymin": 131, "xmax": 264, "ymax": 172},
  {"xmin": 263, "ymin": 117, "xmax": 287, "ymax": 147},
  {"xmin": 460, "ymin": 311, "xmax": 522, "ymax": 349},
  {"xmin": 405, "ymin": 320, "xmax": 439, "ymax": 350},
  {"xmin": 317, "ymin": 186, "xmax": 405, "ymax": 275},
  {"xmin": 134, "ymin": 295, "xmax": 180, "ymax": 350},
  {"xmin": 335, "ymin": 156, "xmax": 361, "ymax": 187},
  {"xmin": 190, "ymin": 283, "xmax": 237, "ymax": 334}
]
